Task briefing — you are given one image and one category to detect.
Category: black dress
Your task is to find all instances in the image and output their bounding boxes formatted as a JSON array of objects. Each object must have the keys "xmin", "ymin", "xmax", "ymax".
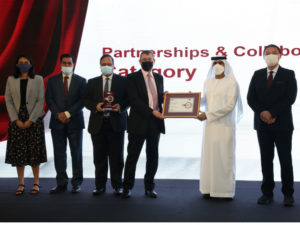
[{"xmin": 5, "ymin": 79, "xmax": 47, "ymax": 167}]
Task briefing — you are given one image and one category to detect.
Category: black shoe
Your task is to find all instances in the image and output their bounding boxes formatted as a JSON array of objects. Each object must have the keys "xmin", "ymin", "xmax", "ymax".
[
  {"xmin": 202, "ymin": 194, "xmax": 210, "ymax": 199},
  {"xmin": 283, "ymin": 195, "xmax": 294, "ymax": 207},
  {"xmin": 114, "ymin": 188, "xmax": 123, "ymax": 196},
  {"xmin": 16, "ymin": 184, "xmax": 25, "ymax": 196},
  {"xmin": 72, "ymin": 186, "xmax": 81, "ymax": 193},
  {"xmin": 93, "ymin": 187, "xmax": 105, "ymax": 196},
  {"xmin": 145, "ymin": 189, "xmax": 157, "ymax": 198},
  {"xmin": 49, "ymin": 186, "xmax": 67, "ymax": 194},
  {"xmin": 257, "ymin": 195, "xmax": 273, "ymax": 205},
  {"xmin": 30, "ymin": 184, "xmax": 40, "ymax": 195},
  {"xmin": 122, "ymin": 189, "xmax": 131, "ymax": 198}
]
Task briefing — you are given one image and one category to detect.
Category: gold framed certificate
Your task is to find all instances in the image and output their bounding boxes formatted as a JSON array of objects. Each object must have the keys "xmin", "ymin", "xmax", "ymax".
[{"xmin": 162, "ymin": 92, "xmax": 201, "ymax": 118}]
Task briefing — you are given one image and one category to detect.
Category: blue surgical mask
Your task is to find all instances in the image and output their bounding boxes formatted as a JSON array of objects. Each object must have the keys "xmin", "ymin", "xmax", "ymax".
[
  {"xmin": 17, "ymin": 64, "xmax": 31, "ymax": 73},
  {"xmin": 101, "ymin": 66, "xmax": 113, "ymax": 75},
  {"xmin": 61, "ymin": 66, "xmax": 73, "ymax": 75}
]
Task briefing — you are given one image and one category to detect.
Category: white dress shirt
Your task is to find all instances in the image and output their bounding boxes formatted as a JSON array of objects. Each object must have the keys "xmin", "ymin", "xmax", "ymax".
[
  {"xmin": 102, "ymin": 74, "xmax": 113, "ymax": 92},
  {"xmin": 267, "ymin": 65, "xmax": 279, "ymax": 79}
]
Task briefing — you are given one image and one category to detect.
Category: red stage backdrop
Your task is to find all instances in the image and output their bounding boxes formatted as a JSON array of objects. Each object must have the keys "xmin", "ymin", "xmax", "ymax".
[{"xmin": 0, "ymin": 0, "xmax": 89, "ymax": 142}]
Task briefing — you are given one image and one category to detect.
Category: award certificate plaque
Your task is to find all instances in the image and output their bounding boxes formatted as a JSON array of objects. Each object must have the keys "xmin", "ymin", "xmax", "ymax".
[
  {"xmin": 103, "ymin": 91, "xmax": 114, "ymax": 111},
  {"xmin": 162, "ymin": 92, "xmax": 201, "ymax": 118}
]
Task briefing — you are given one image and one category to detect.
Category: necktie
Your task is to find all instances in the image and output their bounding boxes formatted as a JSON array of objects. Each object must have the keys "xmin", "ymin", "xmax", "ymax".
[
  {"xmin": 104, "ymin": 77, "xmax": 109, "ymax": 92},
  {"xmin": 104, "ymin": 76, "xmax": 110, "ymax": 117},
  {"xmin": 64, "ymin": 75, "xmax": 69, "ymax": 98},
  {"xmin": 147, "ymin": 73, "xmax": 158, "ymax": 110},
  {"xmin": 267, "ymin": 71, "xmax": 273, "ymax": 88}
]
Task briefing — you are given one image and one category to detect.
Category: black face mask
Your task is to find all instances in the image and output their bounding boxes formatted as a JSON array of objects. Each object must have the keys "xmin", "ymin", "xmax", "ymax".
[{"xmin": 141, "ymin": 61, "xmax": 153, "ymax": 71}]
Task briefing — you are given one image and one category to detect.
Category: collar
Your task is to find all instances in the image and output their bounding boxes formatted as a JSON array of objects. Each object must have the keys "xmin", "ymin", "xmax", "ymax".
[
  {"xmin": 102, "ymin": 73, "xmax": 113, "ymax": 80},
  {"xmin": 62, "ymin": 73, "xmax": 73, "ymax": 78},
  {"xmin": 141, "ymin": 69, "xmax": 153, "ymax": 78},
  {"xmin": 267, "ymin": 65, "xmax": 279, "ymax": 74}
]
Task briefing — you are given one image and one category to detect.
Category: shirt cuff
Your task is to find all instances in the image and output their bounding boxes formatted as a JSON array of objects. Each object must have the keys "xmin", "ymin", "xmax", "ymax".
[
  {"xmin": 64, "ymin": 111, "xmax": 71, "ymax": 118},
  {"xmin": 205, "ymin": 112, "xmax": 212, "ymax": 122}
]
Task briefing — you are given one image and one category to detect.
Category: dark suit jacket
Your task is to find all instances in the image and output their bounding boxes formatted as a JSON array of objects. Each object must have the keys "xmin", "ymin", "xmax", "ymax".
[
  {"xmin": 127, "ymin": 70, "xmax": 165, "ymax": 136},
  {"xmin": 45, "ymin": 73, "xmax": 87, "ymax": 130},
  {"xmin": 247, "ymin": 66, "xmax": 297, "ymax": 131},
  {"xmin": 83, "ymin": 74, "xmax": 128, "ymax": 134}
]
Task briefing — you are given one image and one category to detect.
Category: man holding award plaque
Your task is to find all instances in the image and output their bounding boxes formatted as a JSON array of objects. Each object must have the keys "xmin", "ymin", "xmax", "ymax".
[
  {"xmin": 122, "ymin": 50, "xmax": 165, "ymax": 198},
  {"xmin": 83, "ymin": 54, "xmax": 128, "ymax": 196},
  {"xmin": 197, "ymin": 56, "xmax": 243, "ymax": 199}
]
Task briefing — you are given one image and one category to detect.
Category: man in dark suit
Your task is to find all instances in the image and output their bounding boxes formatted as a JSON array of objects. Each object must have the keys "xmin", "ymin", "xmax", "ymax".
[
  {"xmin": 83, "ymin": 54, "xmax": 128, "ymax": 196},
  {"xmin": 46, "ymin": 54, "xmax": 87, "ymax": 194},
  {"xmin": 247, "ymin": 44, "xmax": 297, "ymax": 206},
  {"xmin": 122, "ymin": 50, "xmax": 165, "ymax": 198}
]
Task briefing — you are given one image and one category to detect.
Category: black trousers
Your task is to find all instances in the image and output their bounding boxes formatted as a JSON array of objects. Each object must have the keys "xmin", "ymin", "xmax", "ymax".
[
  {"xmin": 123, "ymin": 117, "xmax": 161, "ymax": 191},
  {"xmin": 51, "ymin": 128, "xmax": 83, "ymax": 187},
  {"xmin": 257, "ymin": 129, "xmax": 294, "ymax": 196},
  {"xmin": 91, "ymin": 119, "xmax": 124, "ymax": 189}
]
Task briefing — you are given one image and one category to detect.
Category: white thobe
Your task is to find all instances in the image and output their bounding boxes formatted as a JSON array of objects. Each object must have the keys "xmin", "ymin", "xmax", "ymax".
[{"xmin": 200, "ymin": 76, "xmax": 238, "ymax": 198}]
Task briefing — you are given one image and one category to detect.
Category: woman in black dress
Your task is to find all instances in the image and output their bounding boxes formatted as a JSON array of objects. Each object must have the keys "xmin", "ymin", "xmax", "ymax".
[{"xmin": 5, "ymin": 55, "xmax": 47, "ymax": 195}]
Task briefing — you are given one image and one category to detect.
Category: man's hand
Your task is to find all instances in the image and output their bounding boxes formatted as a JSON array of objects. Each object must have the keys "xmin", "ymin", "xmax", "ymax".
[
  {"xmin": 112, "ymin": 103, "xmax": 120, "ymax": 112},
  {"xmin": 267, "ymin": 117, "xmax": 276, "ymax": 125},
  {"xmin": 152, "ymin": 110, "xmax": 164, "ymax": 120},
  {"xmin": 197, "ymin": 112, "xmax": 207, "ymax": 121},
  {"xmin": 58, "ymin": 112, "xmax": 69, "ymax": 123},
  {"xmin": 260, "ymin": 111, "xmax": 277, "ymax": 125},
  {"xmin": 24, "ymin": 120, "xmax": 32, "ymax": 129},
  {"xmin": 16, "ymin": 120, "xmax": 25, "ymax": 129},
  {"xmin": 260, "ymin": 111, "xmax": 272, "ymax": 123},
  {"xmin": 96, "ymin": 102, "xmax": 105, "ymax": 112}
]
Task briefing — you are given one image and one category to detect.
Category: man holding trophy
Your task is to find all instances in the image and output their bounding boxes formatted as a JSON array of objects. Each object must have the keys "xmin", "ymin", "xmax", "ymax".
[{"xmin": 84, "ymin": 54, "xmax": 128, "ymax": 196}]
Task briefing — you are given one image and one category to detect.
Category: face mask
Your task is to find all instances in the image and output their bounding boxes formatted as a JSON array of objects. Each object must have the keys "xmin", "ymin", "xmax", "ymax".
[
  {"xmin": 141, "ymin": 61, "xmax": 153, "ymax": 71},
  {"xmin": 61, "ymin": 66, "xmax": 73, "ymax": 75},
  {"xmin": 213, "ymin": 64, "xmax": 225, "ymax": 75},
  {"xmin": 264, "ymin": 54, "xmax": 279, "ymax": 67},
  {"xmin": 17, "ymin": 64, "xmax": 31, "ymax": 73},
  {"xmin": 101, "ymin": 66, "xmax": 113, "ymax": 75}
]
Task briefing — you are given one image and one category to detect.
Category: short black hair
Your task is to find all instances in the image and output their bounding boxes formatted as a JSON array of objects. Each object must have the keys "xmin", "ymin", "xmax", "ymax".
[
  {"xmin": 100, "ymin": 54, "xmax": 114, "ymax": 65},
  {"xmin": 14, "ymin": 54, "xmax": 35, "ymax": 79},
  {"xmin": 60, "ymin": 53, "xmax": 75, "ymax": 63},
  {"xmin": 140, "ymin": 50, "xmax": 155, "ymax": 59},
  {"xmin": 263, "ymin": 44, "xmax": 281, "ymax": 55}
]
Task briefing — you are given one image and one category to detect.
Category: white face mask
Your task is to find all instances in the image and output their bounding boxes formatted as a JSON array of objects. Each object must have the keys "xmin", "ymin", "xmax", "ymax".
[
  {"xmin": 101, "ymin": 66, "xmax": 113, "ymax": 75},
  {"xmin": 264, "ymin": 54, "xmax": 279, "ymax": 67},
  {"xmin": 61, "ymin": 66, "xmax": 73, "ymax": 75},
  {"xmin": 213, "ymin": 64, "xmax": 225, "ymax": 75}
]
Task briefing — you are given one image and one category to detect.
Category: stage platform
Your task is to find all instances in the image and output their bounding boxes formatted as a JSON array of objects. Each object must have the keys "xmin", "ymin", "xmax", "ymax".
[{"xmin": 0, "ymin": 178, "xmax": 299, "ymax": 222}]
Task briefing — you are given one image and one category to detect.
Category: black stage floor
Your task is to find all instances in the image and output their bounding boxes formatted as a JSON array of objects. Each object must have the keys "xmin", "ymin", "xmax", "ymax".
[{"xmin": 0, "ymin": 178, "xmax": 299, "ymax": 222}]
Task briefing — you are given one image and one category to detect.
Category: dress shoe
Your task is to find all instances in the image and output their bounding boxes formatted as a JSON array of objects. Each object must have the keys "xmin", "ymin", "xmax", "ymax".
[
  {"xmin": 71, "ymin": 186, "xmax": 81, "ymax": 193},
  {"xmin": 257, "ymin": 195, "xmax": 273, "ymax": 205},
  {"xmin": 114, "ymin": 188, "xmax": 123, "ymax": 196},
  {"xmin": 202, "ymin": 194, "xmax": 210, "ymax": 199},
  {"xmin": 283, "ymin": 195, "xmax": 294, "ymax": 207},
  {"xmin": 145, "ymin": 189, "xmax": 158, "ymax": 198},
  {"xmin": 49, "ymin": 186, "xmax": 67, "ymax": 194},
  {"xmin": 93, "ymin": 187, "xmax": 105, "ymax": 196},
  {"xmin": 122, "ymin": 189, "xmax": 131, "ymax": 198}
]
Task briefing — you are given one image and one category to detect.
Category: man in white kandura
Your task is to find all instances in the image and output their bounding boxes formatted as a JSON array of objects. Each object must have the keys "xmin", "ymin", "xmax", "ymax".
[{"xmin": 197, "ymin": 56, "xmax": 243, "ymax": 199}]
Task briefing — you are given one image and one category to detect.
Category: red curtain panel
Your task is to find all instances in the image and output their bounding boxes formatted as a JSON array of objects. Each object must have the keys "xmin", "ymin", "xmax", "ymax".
[{"xmin": 0, "ymin": 0, "xmax": 89, "ymax": 142}]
